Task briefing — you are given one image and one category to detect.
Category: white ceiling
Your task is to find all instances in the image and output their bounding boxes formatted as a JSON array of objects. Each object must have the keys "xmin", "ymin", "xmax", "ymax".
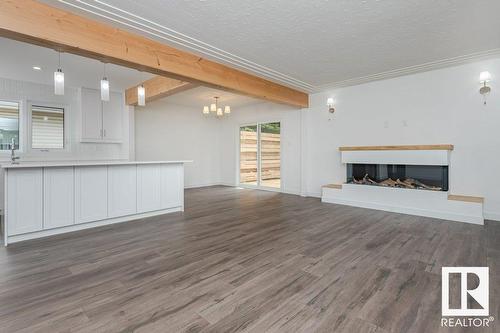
[
  {"xmin": 44, "ymin": 0, "xmax": 500, "ymax": 91},
  {"xmin": 158, "ymin": 86, "xmax": 260, "ymax": 109}
]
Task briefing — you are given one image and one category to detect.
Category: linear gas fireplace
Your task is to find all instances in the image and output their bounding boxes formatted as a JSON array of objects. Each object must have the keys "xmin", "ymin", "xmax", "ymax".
[{"xmin": 346, "ymin": 163, "xmax": 448, "ymax": 191}]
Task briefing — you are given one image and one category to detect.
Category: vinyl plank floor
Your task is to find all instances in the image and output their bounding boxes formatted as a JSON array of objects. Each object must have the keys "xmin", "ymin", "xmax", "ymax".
[{"xmin": 0, "ymin": 186, "xmax": 498, "ymax": 332}]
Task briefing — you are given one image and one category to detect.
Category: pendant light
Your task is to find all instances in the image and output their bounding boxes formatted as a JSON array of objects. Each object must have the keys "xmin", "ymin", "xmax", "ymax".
[
  {"xmin": 100, "ymin": 63, "xmax": 110, "ymax": 102},
  {"xmin": 210, "ymin": 101, "xmax": 217, "ymax": 112},
  {"xmin": 137, "ymin": 84, "xmax": 146, "ymax": 106},
  {"xmin": 54, "ymin": 52, "xmax": 64, "ymax": 95},
  {"xmin": 203, "ymin": 96, "xmax": 232, "ymax": 117}
]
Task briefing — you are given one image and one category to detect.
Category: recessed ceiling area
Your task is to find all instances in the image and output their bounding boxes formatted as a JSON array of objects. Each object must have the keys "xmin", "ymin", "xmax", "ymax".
[
  {"xmin": 156, "ymin": 86, "xmax": 260, "ymax": 109},
  {"xmin": 44, "ymin": 0, "xmax": 500, "ymax": 90},
  {"xmin": 0, "ymin": 37, "xmax": 154, "ymax": 91}
]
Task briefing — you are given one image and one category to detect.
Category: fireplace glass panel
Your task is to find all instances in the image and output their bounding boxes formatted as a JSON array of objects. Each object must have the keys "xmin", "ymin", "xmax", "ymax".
[{"xmin": 346, "ymin": 164, "xmax": 448, "ymax": 191}]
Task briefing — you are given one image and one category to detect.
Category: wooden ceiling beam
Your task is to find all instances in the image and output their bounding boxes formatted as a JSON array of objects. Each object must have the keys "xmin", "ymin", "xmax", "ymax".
[
  {"xmin": 125, "ymin": 76, "xmax": 197, "ymax": 106},
  {"xmin": 0, "ymin": 0, "xmax": 309, "ymax": 108}
]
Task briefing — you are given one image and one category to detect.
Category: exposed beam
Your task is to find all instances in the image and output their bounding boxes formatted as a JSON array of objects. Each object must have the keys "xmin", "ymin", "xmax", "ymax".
[
  {"xmin": 0, "ymin": 0, "xmax": 308, "ymax": 108},
  {"xmin": 126, "ymin": 77, "xmax": 197, "ymax": 106}
]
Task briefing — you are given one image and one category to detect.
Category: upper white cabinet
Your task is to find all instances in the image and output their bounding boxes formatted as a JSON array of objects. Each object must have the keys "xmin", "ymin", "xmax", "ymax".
[
  {"xmin": 44, "ymin": 167, "xmax": 75, "ymax": 229},
  {"xmin": 80, "ymin": 88, "xmax": 123, "ymax": 143},
  {"xmin": 7, "ymin": 169, "xmax": 43, "ymax": 236},
  {"xmin": 81, "ymin": 88, "xmax": 102, "ymax": 142},
  {"xmin": 75, "ymin": 166, "xmax": 108, "ymax": 224},
  {"xmin": 102, "ymin": 92, "xmax": 123, "ymax": 142}
]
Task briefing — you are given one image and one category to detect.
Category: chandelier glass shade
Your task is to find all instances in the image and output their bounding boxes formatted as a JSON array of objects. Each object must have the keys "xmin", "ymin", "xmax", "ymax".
[{"xmin": 203, "ymin": 97, "xmax": 231, "ymax": 117}]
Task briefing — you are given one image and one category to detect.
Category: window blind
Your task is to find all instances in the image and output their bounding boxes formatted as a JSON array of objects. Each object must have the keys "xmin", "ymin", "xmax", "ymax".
[{"xmin": 31, "ymin": 105, "xmax": 64, "ymax": 149}]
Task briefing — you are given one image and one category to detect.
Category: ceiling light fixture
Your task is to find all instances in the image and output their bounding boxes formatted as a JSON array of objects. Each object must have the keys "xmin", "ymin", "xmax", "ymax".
[
  {"xmin": 54, "ymin": 52, "xmax": 64, "ymax": 96},
  {"xmin": 479, "ymin": 71, "xmax": 492, "ymax": 105},
  {"xmin": 327, "ymin": 97, "xmax": 335, "ymax": 113},
  {"xmin": 137, "ymin": 84, "xmax": 146, "ymax": 106},
  {"xmin": 100, "ymin": 63, "xmax": 110, "ymax": 102},
  {"xmin": 203, "ymin": 97, "xmax": 231, "ymax": 117},
  {"xmin": 32, "ymin": 66, "xmax": 42, "ymax": 71}
]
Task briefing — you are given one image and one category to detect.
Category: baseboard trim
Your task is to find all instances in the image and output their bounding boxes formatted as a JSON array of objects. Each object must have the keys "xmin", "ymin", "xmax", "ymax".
[
  {"xmin": 185, "ymin": 182, "xmax": 224, "ymax": 189},
  {"xmin": 304, "ymin": 191, "xmax": 322, "ymax": 198},
  {"xmin": 484, "ymin": 211, "xmax": 500, "ymax": 222}
]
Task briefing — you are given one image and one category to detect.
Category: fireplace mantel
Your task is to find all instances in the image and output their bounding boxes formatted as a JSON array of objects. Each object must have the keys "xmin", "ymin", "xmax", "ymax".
[
  {"xmin": 339, "ymin": 144, "xmax": 454, "ymax": 151},
  {"xmin": 340, "ymin": 145, "xmax": 451, "ymax": 166}
]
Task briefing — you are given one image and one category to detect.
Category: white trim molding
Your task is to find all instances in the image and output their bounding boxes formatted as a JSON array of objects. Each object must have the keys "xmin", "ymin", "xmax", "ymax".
[{"xmin": 316, "ymin": 48, "xmax": 500, "ymax": 91}]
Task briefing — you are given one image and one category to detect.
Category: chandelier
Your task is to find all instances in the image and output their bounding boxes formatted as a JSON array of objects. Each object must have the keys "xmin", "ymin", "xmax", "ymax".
[{"xmin": 203, "ymin": 96, "xmax": 231, "ymax": 117}]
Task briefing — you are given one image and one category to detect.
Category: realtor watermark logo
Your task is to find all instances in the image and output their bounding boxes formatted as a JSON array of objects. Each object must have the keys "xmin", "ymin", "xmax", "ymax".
[{"xmin": 441, "ymin": 267, "xmax": 494, "ymax": 328}]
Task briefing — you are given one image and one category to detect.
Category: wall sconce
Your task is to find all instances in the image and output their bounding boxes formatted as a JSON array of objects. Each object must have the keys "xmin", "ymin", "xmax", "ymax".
[
  {"xmin": 479, "ymin": 71, "xmax": 491, "ymax": 105},
  {"xmin": 327, "ymin": 97, "xmax": 335, "ymax": 113}
]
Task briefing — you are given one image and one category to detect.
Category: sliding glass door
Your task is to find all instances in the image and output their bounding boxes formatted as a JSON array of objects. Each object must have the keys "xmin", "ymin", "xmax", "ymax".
[{"xmin": 239, "ymin": 122, "xmax": 281, "ymax": 189}]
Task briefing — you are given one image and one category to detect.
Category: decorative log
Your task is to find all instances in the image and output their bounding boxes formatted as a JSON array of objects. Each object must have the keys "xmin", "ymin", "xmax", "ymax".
[{"xmin": 379, "ymin": 178, "xmax": 398, "ymax": 187}]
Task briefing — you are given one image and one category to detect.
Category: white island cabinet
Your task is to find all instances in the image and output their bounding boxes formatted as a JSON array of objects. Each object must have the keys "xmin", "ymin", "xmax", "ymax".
[{"xmin": 2, "ymin": 161, "xmax": 190, "ymax": 245}]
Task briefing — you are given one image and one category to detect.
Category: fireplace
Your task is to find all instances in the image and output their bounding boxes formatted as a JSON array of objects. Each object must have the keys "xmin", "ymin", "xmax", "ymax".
[{"xmin": 346, "ymin": 163, "xmax": 448, "ymax": 191}]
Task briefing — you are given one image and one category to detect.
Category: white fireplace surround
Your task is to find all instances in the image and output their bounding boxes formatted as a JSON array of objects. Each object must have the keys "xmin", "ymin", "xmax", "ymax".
[{"xmin": 322, "ymin": 145, "xmax": 484, "ymax": 225}]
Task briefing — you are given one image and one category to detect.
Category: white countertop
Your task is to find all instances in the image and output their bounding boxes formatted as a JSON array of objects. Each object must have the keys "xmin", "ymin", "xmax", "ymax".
[{"xmin": 1, "ymin": 160, "xmax": 192, "ymax": 169}]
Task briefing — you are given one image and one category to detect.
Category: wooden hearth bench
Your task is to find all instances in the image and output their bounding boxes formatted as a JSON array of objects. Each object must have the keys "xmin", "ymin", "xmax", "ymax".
[
  {"xmin": 322, "ymin": 184, "xmax": 343, "ymax": 189},
  {"xmin": 448, "ymin": 194, "xmax": 484, "ymax": 204}
]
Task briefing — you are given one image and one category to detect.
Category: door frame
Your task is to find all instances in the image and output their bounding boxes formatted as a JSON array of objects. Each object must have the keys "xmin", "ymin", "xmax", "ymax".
[{"xmin": 237, "ymin": 120, "xmax": 283, "ymax": 192}]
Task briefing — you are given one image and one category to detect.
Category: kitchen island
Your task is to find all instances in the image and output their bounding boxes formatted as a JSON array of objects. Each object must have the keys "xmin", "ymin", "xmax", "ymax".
[{"xmin": 2, "ymin": 160, "xmax": 191, "ymax": 245}]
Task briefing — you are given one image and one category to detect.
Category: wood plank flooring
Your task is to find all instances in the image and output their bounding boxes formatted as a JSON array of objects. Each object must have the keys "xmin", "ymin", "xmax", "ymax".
[{"xmin": 0, "ymin": 186, "xmax": 499, "ymax": 332}]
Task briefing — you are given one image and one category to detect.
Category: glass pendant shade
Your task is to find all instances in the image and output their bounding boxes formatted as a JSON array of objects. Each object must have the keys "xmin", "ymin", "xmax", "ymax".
[
  {"xmin": 137, "ymin": 85, "xmax": 146, "ymax": 106},
  {"xmin": 203, "ymin": 106, "xmax": 210, "ymax": 114},
  {"xmin": 54, "ymin": 69, "xmax": 64, "ymax": 95},
  {"xmin": 217, "ymin": 107, "xmax": 223, "ymax": 116},
  {"xmin": 210, "ymin": 103, "xmax": 216, "ymax": 112},
  {"xmin": 100, "ymin": 77, "xmax": 110, "ymax": 101},
  {"xmin": 224, "ymin": 106, "xmax": 231, "ymax": 114},
  {"xmin": 479, "ymin": 71, "xmax": 491, "ymax": 83}
]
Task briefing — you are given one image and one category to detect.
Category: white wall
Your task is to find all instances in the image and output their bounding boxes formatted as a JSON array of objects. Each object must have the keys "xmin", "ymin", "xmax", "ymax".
[
  {"xmin": 134, "ymin": 99, "xmax": 222, "ymax": 188},
  {"xmin": 304, "ymin": 58, "xmax": 500, "ymax": 219},
  {"xmin": 218, "ymin": 102, "xmax": 302, "ymax": 195},
  {"xmin": 133, "ymin": 57, "xmax": 500, "ymax": 221}
]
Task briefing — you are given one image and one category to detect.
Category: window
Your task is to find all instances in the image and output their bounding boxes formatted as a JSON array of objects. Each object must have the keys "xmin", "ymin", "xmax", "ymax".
[
  {"xmin": 31, "ymin": 105, "xmax": 65, "ymax": 149},
  {"xmin": 0, "ymin": 100, "xmax": 20, "ymax": 150}
]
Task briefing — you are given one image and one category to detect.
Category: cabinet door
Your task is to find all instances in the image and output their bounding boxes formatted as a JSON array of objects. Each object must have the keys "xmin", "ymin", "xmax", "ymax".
[
  {"xmin": 44, "ymin": 167, "xmax": 75, "ymax": 229},
  {"xmin": 137, "ymin": 164, "xmax": 162, "ymax": 213},
  {"xmin": 75, "ymin": 166, "xmax": 108, "ymax": 224},
  {"xmin": 81, "ymin": 88, "xmax": 102, "ymax": 142},
  {"xmin": 160, "ymin": 164, "xmax": 183, "ymax": 209},
  {"xmin": 7, "ymin": 169, "xmax": 43, "ymax": 236},
  {"xmin": 102, "ymin": 92, "xmax": 123, "ymax": 142},
  {"xmin": 108, "ymin": 165, "xmax": 137, "ymax": 218}
]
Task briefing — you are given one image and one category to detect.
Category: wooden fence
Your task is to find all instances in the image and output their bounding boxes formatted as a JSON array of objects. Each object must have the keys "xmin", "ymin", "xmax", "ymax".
[{"xmin": 240, "ymin": 130, "xmax": 280, "ymax": 183}]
